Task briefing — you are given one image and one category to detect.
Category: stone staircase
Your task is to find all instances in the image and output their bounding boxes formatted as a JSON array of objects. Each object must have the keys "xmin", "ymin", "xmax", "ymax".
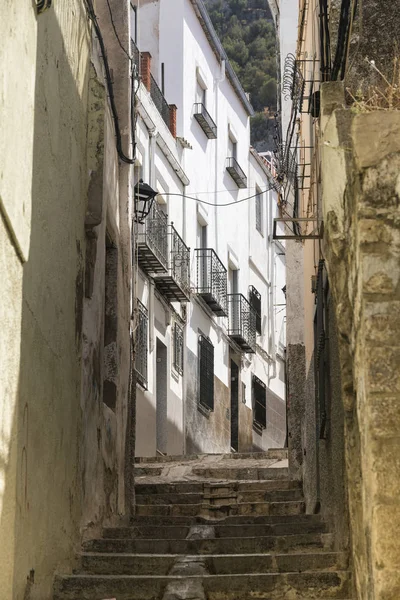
[{"xmin": 54, "ymin": 451, "xmax": 352, "ymax": 599}]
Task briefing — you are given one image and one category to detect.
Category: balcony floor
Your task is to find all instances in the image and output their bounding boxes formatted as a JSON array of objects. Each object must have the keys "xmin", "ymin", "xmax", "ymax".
[
  {"xmin": 198, "ymin": 292, "xmax": 227, "ymax": 317},
  {"xmin": 137, "ymin": 242, "xmax": 168, "ymax": 274},
  {"xmin": 228, "ymin": 333, "xmax": 256, "ymax": 354},
  {"xmin": 153, "ymin": 274, "xmax": 190, "ymax": 302}
]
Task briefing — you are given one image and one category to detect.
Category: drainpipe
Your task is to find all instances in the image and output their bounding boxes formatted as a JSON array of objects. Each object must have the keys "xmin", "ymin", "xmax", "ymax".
[
  {"xmin": 214, "ymin": 59, "xmax": 225, "ymax": 255},
  {"xmin": 269, "ymin": 189, "xmax": 277, "ymax": 382}
]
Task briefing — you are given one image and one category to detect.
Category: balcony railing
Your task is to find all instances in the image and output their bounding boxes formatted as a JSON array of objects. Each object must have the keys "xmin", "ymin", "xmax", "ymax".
[
  {"xmin": 226, "ymin": 156, "xmax": 247, "ymax": 188},
  {"xmin": 137, "ymin": 202, "xmax": 168, "ymax": 274},
  {"xmin": 228, "ymin": 293, "xmax": 256, "ymax": 353},
  {"xmin": 150, "ymin": 73, "xmax": 170, "ymax": 128},
  {"xmin": 193, "ymin": 103, "xmax": 217, "ymax": 139},
  {"xmin": 195, "ymin": 248, "xmax": 227, "ymax": 316},
  {"xmin": 153, "ymin": 224, "xmax": 190, "ymax": 302}
]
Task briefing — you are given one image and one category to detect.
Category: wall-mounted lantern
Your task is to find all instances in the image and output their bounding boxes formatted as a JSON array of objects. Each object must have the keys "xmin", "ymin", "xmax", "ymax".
[
  {"xmin": 134, "ymin": 179, "xmax": 158, "ymax": 224},
  {"xmin": 36, "ymin": 0, "xmax": 52, "ymax": 15}
]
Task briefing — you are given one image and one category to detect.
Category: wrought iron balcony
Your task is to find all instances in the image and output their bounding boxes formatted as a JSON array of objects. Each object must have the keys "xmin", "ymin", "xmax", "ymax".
[
  {"xmin": 228, "ymin": 293, "xmax": 256, "ymax": 353},
  {"xmin": 195, "ymin": 248, "xmax": 227, "ymax": 316},
  {"xmin": 153, "ymin": 224, "xmax": 190, "ymax": 302},
  {"xmin": 193, "ymin": 103, "xmax": 217, "ymax": 139},
  {"xmin": 137, "ymin": 202, "xmax": 168, "ymax": 274},
  {"xmin": 226, "ymin": 156, "xmax": 247, "ymax": 188},
  {"xmin": 150, "ymin": 73, "xmax": 170, "ymax": 128}
]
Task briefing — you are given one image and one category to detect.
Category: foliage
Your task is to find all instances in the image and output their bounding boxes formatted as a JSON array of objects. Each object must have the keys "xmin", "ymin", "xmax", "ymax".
[{"xmin": 204, "ymin": 0, "xmax": 277, "ymax": 148}]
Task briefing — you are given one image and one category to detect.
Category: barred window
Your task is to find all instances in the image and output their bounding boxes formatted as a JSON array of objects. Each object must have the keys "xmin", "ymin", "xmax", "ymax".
[
  {"xmin": 255, "ymin": 188, "xmax": 263, "ymax": 233},
  {"xmin": 198, "ymin": 334, "xmax": 214, "ymax": 411},
  {"xmin": 252, "ymin": 375, "xmax": 266, "ymax": 429},
  {"xmin": 135, "ymin": 300, "xmax": 148, "ymax": 388},
  {"xmin": 249, "ymin": 285, "xmax": 262, "ymax": 335},
  {"xmin": 173, "ymin": 322, "xmax": 184, "ymax": 375}
]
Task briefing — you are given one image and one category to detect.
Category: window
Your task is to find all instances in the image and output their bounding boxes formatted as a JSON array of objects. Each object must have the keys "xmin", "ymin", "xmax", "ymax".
[
  {"xmin": 173, "ymin": 322, "xmax": 184, "ymax": 375},
  {"xmin": 196, "ymin": 78, "xmax": 206, "ymax": 106},
  {"xmin": 255, "ymin": 187, "xmax": 263, "ymax": 234},
  {"xmin": 228, "ymin": 134, "xmax": 237, "ymax": 160},
  {"xmin": 249, "ymin": 285, "xmax": 262, "ymax": 335},
  {"xmin": 252, "ymin": 375, "xmax": 266, "ymax": 429},
  {"xmin": 135, "ymin": 300, "xmax": 148, "ymax": 388},
  {"xmin": 198, "ymin": 334, "xmax": 214, "ymax": 411}
]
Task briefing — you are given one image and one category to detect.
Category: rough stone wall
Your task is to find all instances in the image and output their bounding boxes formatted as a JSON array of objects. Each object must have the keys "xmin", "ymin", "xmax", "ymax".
[{"xmin": 321, "ymin": 82, "xmax": 400, "ymax": 599}]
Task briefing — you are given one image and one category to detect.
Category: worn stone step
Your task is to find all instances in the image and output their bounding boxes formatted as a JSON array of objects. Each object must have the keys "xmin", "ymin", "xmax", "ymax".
[
  {"xmin": 127, "ymin": 513, "xmax": 325, "ymax": 526},
  {"xmin": 79, "ymin": 551, "xmax": 348, "ymax": 576},
  {"xmin": 135, "ymin": 488, "xmax": 303, "ymax": 506},
  {"xmin": 135, "ymin": 479, "xmax": 301, "ymax": 495},
  {"xmin": 135, "ymin": 451, "xmax": 284, "ymax": 464},
  {"xmin": 134, "ymin": 500, "xmax": 305, "ymax": 517},
  {"xmin": 104, "ymin": 519, "xmax": 327, "ymax": 541},
  {"xmin": 54, "ymin": 570, "xmax": 351, "ymax": 599},
  {"xmin": 192, "ymin": 466, "xmax": 289, "ymax": 480},
  {"xmin": 83, "ymin": 533, "xmax": 333, "ymax": 555}
]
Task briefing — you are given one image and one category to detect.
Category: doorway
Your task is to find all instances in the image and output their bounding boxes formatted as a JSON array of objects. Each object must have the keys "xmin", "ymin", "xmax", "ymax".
[
  {"xmin": 156, "ymin": 338, "xmax": 168, "ymax": 454},
  {"xmin": 230, "ymin": 360, "xmax": 239, "ymax": 452}
]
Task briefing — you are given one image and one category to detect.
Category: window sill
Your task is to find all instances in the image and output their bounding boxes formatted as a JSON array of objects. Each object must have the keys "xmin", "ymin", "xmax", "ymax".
[
  {"xmin": 198, "ymin": 402, "xmax": 213, "ymax": 418},
  {"xmin": 253, "ymin": 421, "xmax": 266, "ymax": 435}
]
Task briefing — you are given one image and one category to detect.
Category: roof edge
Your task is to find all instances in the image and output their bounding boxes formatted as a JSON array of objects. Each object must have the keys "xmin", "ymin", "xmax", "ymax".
[{"xmin": 190, "ymin": 0, "xmax": 254, "ymax": 117}]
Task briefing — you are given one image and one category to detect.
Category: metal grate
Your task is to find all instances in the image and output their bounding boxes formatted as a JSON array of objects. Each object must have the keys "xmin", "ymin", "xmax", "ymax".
[
  {"xmin": 173, "ymin": 322, "xmax": 184, "ymax": 375},
  {"xmin": 198, "ymin": 334, "xmax": 214, "ymax": 411},
  {"xmin": 195, "ymin": 248, "xmax": 227, "ymax": 316},
  {"xmin": 252, "ymin": 375, "xmax": 267, "ymax": 429},
  {"xmin": 314, "ymin": 259, "xmax": 329, "ymax": 439},
  {"xmin": 150, "ymin": 74, "xmax": 170, "ymax": 127},
  {"xmin": 193, "ymin": 103, "xmax": 217, "ymax": 138},
  {"xmin": 249, "ymin": 286, "xmax": 262, "ymax": 335},
  {"xmin": 170, "ymin": 224, "xmax": 190, "ymax": 296},
  {"xmin": 255, "ymin": 190, "xmax": 263, "ymax": 233},
  {"xmin": 135, "ymin": 300, "xmax": 148, "ymax": 388},
  {"xmin": 228, "ymin": 293, "xmax": 257, "ymax": 353}
]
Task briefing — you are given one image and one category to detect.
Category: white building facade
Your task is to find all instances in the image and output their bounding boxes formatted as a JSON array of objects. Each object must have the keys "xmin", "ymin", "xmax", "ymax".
[{"xmin": 132, "ymin": 0, "xmax": 286, "ymax": 457}]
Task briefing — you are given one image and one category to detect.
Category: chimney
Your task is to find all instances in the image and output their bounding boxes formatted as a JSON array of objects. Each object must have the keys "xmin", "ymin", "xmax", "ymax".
[
  {"xmin": 140, "ymin": 52, "xmax": 152, "ymax": 92},
  {"xmin": 169, "ymin": 104, "xmax": 177, "ymax": 138}
]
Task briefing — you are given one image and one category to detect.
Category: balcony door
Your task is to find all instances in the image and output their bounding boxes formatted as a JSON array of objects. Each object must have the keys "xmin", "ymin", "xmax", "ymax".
[
  {"xmin": 197, "ymin": 222, "xmax": 208, "ymax": 292},
  {"xmin": 229, "ymin": 267, "xmax": 239, "ymax": 333},
  {"xmin": 230, "ymin": 360, "xmax": 239, "ymax": 452},
  {"xmin": 156, "ymin": 338, "xmax": 168, "ymax": 455}
]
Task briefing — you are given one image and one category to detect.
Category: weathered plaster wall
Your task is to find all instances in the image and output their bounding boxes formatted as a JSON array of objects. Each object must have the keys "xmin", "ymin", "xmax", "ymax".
[
  {"xmin": 321, "ymin": 82, "xmax": 400, "ymax": 599},
  {"xmin": 0, "ymin": 2, "xmax": 91, "ymax": 597}
]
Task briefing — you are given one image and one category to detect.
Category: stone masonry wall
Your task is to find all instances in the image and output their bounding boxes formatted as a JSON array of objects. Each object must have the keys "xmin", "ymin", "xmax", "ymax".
[{"xmin": 321, "ymin": 82, "xmax": 400, "ymax": 599}]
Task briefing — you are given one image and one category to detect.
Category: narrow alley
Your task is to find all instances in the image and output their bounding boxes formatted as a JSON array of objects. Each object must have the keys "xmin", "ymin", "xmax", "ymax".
[{"xmin": 55, "ymin": 451, "xmax": 351, "ymax": 599}]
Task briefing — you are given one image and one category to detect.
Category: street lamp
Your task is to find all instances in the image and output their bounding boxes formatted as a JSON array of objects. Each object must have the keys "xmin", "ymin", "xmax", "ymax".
[{"xmin": 134, "ymin": 179, "xmax": 159, "ymax": 224}]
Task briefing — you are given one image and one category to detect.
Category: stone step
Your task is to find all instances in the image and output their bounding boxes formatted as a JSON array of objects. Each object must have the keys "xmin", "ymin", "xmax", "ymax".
[
  {"xmin": 191, "ymin": 466, "xmax": 289, "ymax": 480},
  {"xmin": 135, "ymin": 488, "xmax": 303, "ymax": 505},
  {"xmin": 103, "ymin": 520, "xmax": 328, "ymax": 540},
  {"xmin": 79, "ymin": 551, "xmax": 348, "ymax": 575},
  {"xmin": 134, "ymin": 500, "xmax": 305, "ymax": 517},
  {"xmin": 135, "ymin": 450, "xmax": 286, "ymax": 464},
  {"xmin": 83, "ymin": 533, "xmax": 333, "ymax": 555},
  {"xmin": 127, "ymin": 513, "xmax": 325, "ymax": 526},
  {"xmin": 54, "ymin": 570, "xmax": 351, "ymax": 599},
  {"xmin": 135, "ymin": 479, "xmax": 301, "ymax": 495}
]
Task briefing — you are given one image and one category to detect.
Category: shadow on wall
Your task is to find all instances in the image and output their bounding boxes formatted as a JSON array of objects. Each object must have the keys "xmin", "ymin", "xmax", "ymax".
[{"xmin": 0, "ymin": 6, "xmax": 91, "ymax": 599}]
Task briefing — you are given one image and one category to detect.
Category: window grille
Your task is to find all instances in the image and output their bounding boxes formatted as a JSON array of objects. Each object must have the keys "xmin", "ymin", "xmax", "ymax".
[
  {"xmin": 135, "ymin": 300, "xmax": 148, "ymax": 388},
  {"xmin": 256, "ymin": 190, "xmax": 263, "ymax": 233},
  {"xmin": 173, "ymin": 322, "xmax": 184, "ymax": 375},
  {"xmin": 198, "ymin": 334, "xmax": 214, "ymax": 411},
  {"xmin": 249, "ymin": 285, "xmax": 262, "ymax": 335},
  {"xmin": 252, "ymin": 375, "xmax": 267, "ymax": 429}
]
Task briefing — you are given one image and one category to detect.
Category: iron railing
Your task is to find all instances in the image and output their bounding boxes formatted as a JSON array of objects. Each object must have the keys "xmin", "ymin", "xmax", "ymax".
[
  {"xmin": 169, "ymin": 224, "xmax": 190, "ymax": 297},
  {"xmin": 150, "ymin": 73, "xmax": 170, "ymax": 127},
  {"xmin": 193, "ymin": 103, "xmax": 217, "ymax": 139},
  {"xmin": 195, "ymin": 248, "xmax": 227, "ymax": 316},
  {"xmin": 198, "ymin": 334, "xmax": 214, "ymax": 411},
  {"xmin": 226, "ymin": 156, "xmax": 247, "ymax": 188},
  {"xmin": 135, "ymin": 300, "xmax": 148, "ymax": 388},
  {"xmin": 228, "ymin": 293, "xmax": 256, "ymax": 353},
  {"xmin": 137, "ymin": 202, "xmax": 168, "ymax": 273}
]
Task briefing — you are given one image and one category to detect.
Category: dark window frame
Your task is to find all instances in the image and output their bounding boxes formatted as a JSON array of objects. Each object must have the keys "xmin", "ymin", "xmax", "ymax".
[
  {"xmin": 135, "ymin": 299, "xmax": 148, "ymax": 389},
  {"xmin": 255, "ymin": 188, "xmax": 263, "ymax": 234},
  {"xmin": 198, "ymin": 334, "xmax": 214, "ymax": 412},
  {"xmin": 252, "ymin": 374, "xmax": 267, "ymax": 430},
  {"xmin": 249, "ymin": 285, "xmax": 262, "ymax": 335}
]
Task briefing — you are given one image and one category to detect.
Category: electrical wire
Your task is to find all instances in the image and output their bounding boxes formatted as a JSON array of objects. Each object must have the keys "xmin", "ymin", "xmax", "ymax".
[
  {"xmin": 84, "ymin": 0, "xmax": 135, "ymax": 164},
  {"xmin": 160, "ymin": 186, "xmax": 276, "ymax": 207}
]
